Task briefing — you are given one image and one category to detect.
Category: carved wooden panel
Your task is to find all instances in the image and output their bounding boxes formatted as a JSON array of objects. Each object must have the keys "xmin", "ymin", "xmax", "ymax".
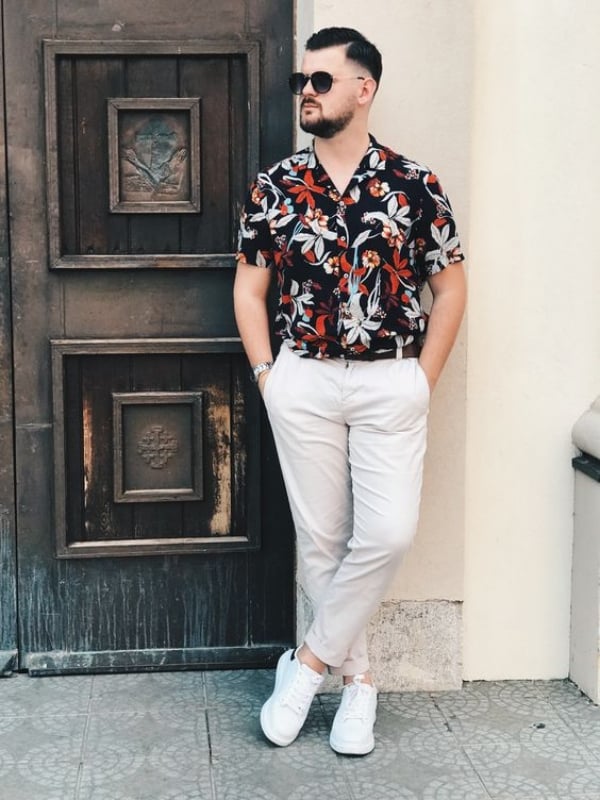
[
  {"xmin": 113, "ymin": 391, "xmax": 204, "ymax": 502},
  {"xmin": 51, "ymin": 339, "xmax": 260, "ymax": 557},
  {"xmin": 44, "ymin": 40, "xmax": 259, "ymax": 269},
  {"xmin": 108, "ymin": 98, "xmax": 201, "ymax": 213}
]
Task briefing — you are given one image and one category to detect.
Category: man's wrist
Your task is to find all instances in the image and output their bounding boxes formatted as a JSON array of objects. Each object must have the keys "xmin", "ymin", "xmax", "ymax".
[{"xmin": 252, "ymin": 361, "xmax": 273, "ymax": 382}]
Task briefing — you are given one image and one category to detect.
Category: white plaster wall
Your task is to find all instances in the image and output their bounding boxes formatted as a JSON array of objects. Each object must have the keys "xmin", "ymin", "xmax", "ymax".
[
  {"xmin": 463, "ymin": 0, "xmax": 600, "ymax": 678},
  {"xmin": 293, "ymin": 0, "xmax": 600, "ymax": 679},
  {"xmin": 301, "ymin": 0, "xmax": 473, "ymax": 602}
]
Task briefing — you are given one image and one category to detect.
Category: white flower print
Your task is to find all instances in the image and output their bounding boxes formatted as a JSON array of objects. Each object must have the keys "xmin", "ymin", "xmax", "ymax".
[{"xmin": 425, "ymin": 222, "xmax": 461, "ymax": 271}]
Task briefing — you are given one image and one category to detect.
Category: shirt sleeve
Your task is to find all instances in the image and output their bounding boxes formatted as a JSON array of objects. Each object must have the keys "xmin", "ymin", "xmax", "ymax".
[
  {"xmin": 236, "ymin": 176, "xmax": 275, "ymax": 269},
  {"xmin": 414, "ymin": 171, "xmax": 465, "ymax": 282}
]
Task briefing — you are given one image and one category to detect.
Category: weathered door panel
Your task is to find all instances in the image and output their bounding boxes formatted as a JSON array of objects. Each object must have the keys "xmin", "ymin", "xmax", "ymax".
[{"xmin": 5, "ymin": 0, "xmax": 294, "ymax": 673}]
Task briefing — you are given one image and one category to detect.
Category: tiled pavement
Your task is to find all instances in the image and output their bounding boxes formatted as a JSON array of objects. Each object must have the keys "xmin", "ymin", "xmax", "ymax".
[{"xmin": 1, "ymin": 669, "xmax": 600, "ymax": 799}]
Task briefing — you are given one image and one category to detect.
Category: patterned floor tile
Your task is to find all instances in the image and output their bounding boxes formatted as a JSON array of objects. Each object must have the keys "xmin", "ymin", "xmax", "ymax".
[
  {"xmin": 556, "ymin": 767, "xmax": 600, "ymax": 799},
  {"xmin": 474, "ymin": 771, "xmax": 561, "ymax": 800},
  {"xmin": 210, "ymin": 702, "xmax": 335, "ymax": 781},
  {"xmin": 346, "ymin": 778, "xmax": 420, "ymax": 800},
  {"xmin": 78, "ymin": 772, "xmax": 211, "ymax": 800},
  {"xmin": 456, "ymin": 725, "xmax": 524, "ymax": 770},
  {"xmin": 204, "ymin": 668, "xmax": 274, "ymax": 709},
  {"xmin": 380, "ymin": 690, "xmax": 451, "ymax": 725},
  {"xmin": 2, "ymin": 671, "xmax": 600, "ymax": 800},
  {"xmin": 266, "ymin": 708, "xmax": 338, "ymax": 772},
  {"xmin": 77, "ymin": 786, "xmax": 209, "ymax": 800},
  {"xmin": 421, "ymin": 772, "xmax": 491, "ymax": 800},
  {"xmin": 552, "ymin": 697, "xmax": 600, "ymax": 752},
  {"xmin": 83, "ymin": 710, "xmax": 209, "ymax": 755},
  {"xmin": 218, "ymin": 778, "xmax": 350, "ymax": 800},
  {"xmin": 397, "ymin": 723, "xmax": 473, "ymax": 769},
  {"xmin": 205, "ymin": 690, "xmax": 264, "ymax": 736},
  {"xmin": 287, "ymin": 778, "xmax": 353, "ymax": 800},
  {"xmin": 89, "ymin": 672, "xmax": 207, "ymax": 718},
  {"xmin": 518, "ymin": 716, "xmax": 600, "ymax": 766},
  {"xmin": 78, "ymin": 729, "xmax": 212, "ymax": 799},
  {"xmin": 213, "ymin": 748, "xmax": 348, "ymax": 800},
  {"xmin": 472, "ymin": 754, "xmax": 600, "ymax": 800},
  {"xmin": 218, "ymin": 786, "xmax": 289, "ymax": 800},
  {"xmin": 0, "ymin": 765, "xmax": 78, "ymax": 800},
  {"xmin": 343, "ymin": 754, "xmax": 489, "ymax": 799},
  {"xmin": 0, "ymin": 673, "xmax": 93, "ymax": 717},
  {"xmin": 484, "ymin": 681, "xmax": 578, "ymax": 718},
  {"xmin": 0, "ymin": 714, "xmax": 86, "ymax": 764},
  {"xmin": 431, "ymin": 682, "xmax": 492, "ymax": 720}
]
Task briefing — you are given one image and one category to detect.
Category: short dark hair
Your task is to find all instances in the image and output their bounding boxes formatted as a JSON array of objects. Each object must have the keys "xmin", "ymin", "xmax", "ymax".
[{"xmin": 305, "ymin": 27, "xmax": 383, "ymax": 86}]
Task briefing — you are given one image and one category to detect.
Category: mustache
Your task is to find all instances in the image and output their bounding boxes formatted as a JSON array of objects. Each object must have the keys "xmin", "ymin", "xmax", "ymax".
[{"xmin": 301, "ymin": 99, "xmax": 320, "ymax": 109}]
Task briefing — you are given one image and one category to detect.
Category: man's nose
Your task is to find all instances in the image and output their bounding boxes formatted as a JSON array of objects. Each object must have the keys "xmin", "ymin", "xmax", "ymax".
[{"xmin": 302, "ymin": 76, "xmax": 317, "ymax": 96}]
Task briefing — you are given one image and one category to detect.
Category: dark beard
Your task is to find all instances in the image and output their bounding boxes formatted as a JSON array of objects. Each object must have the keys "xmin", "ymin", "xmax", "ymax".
[{"xmin": 300, "ymin": 108, "xmax": 353, "ymax": 139}]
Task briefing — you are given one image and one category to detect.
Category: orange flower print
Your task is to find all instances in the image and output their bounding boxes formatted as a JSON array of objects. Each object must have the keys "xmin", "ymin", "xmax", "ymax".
[
  {"xmin": 361, "ymin": 250, "xmax": 381, "ymax": 269},
  {"xmin": 382, "ymin": 224, "xmax": 405, "ymax": 249},
  {"xmin": 285, "ymin": 169, "xmax": 326, "ymax": 208},
  {"xmin": 367, "ymin": 178, "xmax": 390, "ymax": 198},
  {"xmin": 304, "ymin": 207, "xmax": 330, "ymax": 229}
]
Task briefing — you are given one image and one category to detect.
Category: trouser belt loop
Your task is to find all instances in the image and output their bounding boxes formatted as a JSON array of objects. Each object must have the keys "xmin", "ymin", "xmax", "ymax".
[{"xmin": 397, "ymin": 341, "xmax": 419, "ymax": 360}]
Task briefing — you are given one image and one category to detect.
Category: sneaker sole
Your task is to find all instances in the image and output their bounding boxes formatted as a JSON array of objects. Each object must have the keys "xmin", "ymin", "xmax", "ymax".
[{"xmin": 329, "ymin": 733, "xmax": 375, "ymax": 756}]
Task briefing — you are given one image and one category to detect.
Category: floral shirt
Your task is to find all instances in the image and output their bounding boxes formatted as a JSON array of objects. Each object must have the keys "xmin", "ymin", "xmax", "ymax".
[{"xmin": 236, "ymin": 136, "xmax": 464, "ymax": 358}]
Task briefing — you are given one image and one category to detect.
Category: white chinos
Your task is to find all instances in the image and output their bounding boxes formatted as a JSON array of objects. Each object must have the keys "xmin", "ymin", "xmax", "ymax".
[{"xmin": 263, "ymin": 345, "xmax": 430, "ymax": 676}]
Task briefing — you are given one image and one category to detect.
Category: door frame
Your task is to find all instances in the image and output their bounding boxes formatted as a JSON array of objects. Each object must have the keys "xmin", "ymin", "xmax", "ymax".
[{"xmin": 0, "ymin": 2, "xmax": 18, "ymax": 677}]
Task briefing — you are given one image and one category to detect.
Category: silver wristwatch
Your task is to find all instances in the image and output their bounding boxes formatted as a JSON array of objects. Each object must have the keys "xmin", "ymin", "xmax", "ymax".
[{"xmin": 252, "ymin": 361, "xmax": 273, "ymax": 382}]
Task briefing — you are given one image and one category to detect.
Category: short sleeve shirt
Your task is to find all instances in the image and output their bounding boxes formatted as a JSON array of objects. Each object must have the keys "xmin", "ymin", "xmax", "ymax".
[{"xmin": 236, "ymin": 135, "xmax": 464, "ymax": 358}]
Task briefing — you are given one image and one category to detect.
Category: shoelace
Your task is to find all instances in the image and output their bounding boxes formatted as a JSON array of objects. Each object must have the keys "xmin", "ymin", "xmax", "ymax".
[
  {"xmin": 281, "ymin": 666, "xmax": 321, "ymax": 715},
  {"xmin": 341, "ymin": 675, "xmax": 374, "ymax": 720}
]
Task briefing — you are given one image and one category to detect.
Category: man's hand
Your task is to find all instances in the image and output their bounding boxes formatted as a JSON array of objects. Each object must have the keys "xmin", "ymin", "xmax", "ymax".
[{"xmin": 257, "ymin": 368, "xmax": 271, "ymax": 397}]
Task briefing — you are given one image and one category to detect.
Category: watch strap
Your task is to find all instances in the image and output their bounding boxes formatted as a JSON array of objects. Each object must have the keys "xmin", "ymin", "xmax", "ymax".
[{"xmin": 252, "ymin": 361, "xmax": 273, "ymax": 382}]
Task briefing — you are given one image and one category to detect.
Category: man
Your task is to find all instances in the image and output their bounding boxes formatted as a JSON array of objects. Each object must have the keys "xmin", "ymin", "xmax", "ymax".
[{"xmin": 234, "ymin": 27, "xmax": 466, "ymax": 755}]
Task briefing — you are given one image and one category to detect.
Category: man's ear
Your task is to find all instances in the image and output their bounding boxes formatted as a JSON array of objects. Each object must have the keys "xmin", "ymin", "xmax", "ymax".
[{"xmin": 358, "ymin": 76, "xmax": 378, "ymax": 106}]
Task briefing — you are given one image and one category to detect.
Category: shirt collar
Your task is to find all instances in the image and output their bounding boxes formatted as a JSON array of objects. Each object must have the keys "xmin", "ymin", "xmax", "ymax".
[{"xmin": 304, "ymin": 134, "xmax": 386, "ymax": 186}]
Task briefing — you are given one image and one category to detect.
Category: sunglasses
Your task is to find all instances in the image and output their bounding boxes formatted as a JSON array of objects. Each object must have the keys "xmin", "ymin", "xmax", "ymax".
[{"xmin": 288, "ymin": 71, "xmax": 366, "ymax": 95}]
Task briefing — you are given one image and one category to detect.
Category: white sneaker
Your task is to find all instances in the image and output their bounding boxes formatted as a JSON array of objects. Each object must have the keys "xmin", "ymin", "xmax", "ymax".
[
  {"xmin": 329, "ymin": 675, "xmax": 377, "ymax": 755},
  {"xmin": 260, "ymin": 648, "xmax": 324, "ymax": 746}
]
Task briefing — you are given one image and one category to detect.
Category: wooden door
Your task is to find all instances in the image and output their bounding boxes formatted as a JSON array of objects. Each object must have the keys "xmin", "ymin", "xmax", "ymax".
[{"xmin": 3, "ymin": 0, "xmax": 294, "ymax": 674}]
